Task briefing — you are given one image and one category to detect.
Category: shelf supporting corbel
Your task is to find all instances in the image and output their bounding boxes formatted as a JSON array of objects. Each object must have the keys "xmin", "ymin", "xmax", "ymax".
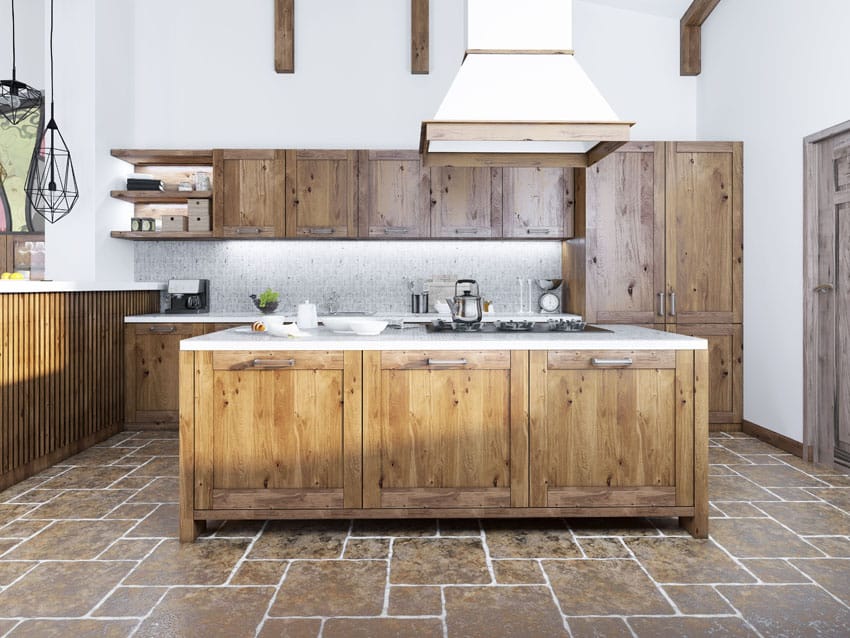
[
  {"xmin": 680, "ymin": 0, "xmax": 721, "ymax": 76},
  {"xmin": 411, "ymin": 0, "xmax": 429, "ymax": 74},
  {"xmin": 275, "ymin": 0, "xmax": 294, "ymax": 73}
]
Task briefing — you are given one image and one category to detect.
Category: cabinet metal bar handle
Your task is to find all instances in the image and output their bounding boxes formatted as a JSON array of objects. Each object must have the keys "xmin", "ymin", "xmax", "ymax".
[
  {"xmin": 148, "ymin": 326, "xmax": 176, "ymax": 334},
  {"xmin": 426, "ymin": 358, "xmax": 468, "ymax": 366},
  {"xmin": 236, "ymin": 227, "xmax": 262, "ymax": 234},
  {"xmin": 526, "ymin": 227, "xmax": 552, "ymax": 235},
  {"xmin": 657, "ymin": 292, "xmax": 665, "ymax": 317},
  {"xmin": 383, "ymin": 227, "xmax": 410, "ymax": 235},
  {"xmin": 814, "ymin": 283, "xmax": 834, "ymax": 293},
  {"xmin": 307, "ymin": 227, "xmax": 335, "ymax": 235},
  {"xmin": 251, "ymin": 358, "xmax": 296, "ymax": 368},
  {"xmin": 454, "ymin": 228, "xmax": 480, "ymax": 235},
  {"xmin": 669, "ymin": 291, "xmax": 677, "ymax": 317},
  {"xmin": 591, "ymin": 358, "xmax": 633, "ymax": 367}
]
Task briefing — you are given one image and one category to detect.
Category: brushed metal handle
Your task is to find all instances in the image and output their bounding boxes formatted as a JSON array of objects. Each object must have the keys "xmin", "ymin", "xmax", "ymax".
[
  {"xmin": 814, "ymin": 283, "xmax": 834, "ymax": 293},
  {"xmin": 526, "ymin": 227, "xmax": 552, "ymax": 235},
  {"xmin": 669, "ymin": 291, "xmax": 677, "ymax": 317},
  {"xmin": 454, "ymin": 228, "xmax": 481, "ymax": 235},
  {"xmin": 148, "ymin": 326, "xmax": 176, "ymax": 334},
  {"xmin": 307, "ymin": 227, "xmax": 335, "ymax": 235},
  {"xmin": 251, "ymin": 358, "xmax": 296, "ymax": 369},
  {"xmin": 426, "ymin": 358, "xmax": 468, "ymax": 366},
  {"xmin": 657, "ymin": 292, "xmax": 665, "ymax": 317},
  {"xmin": 236, "ymin": 227, "xmax": 262, "ymax": 235},
  {"xmin": 383, "ymin": 227, "xmax": 410, "ymax": 235},
  {"xmin": 591, "ymin": 358, "xmax": 633, "ymax": 367}
]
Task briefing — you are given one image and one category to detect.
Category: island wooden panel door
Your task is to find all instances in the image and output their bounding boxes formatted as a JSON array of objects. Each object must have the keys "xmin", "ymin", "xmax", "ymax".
[
  {"xmin": 430, "ymin": 166, "xmax": 501, "ymax": 238},
  {"xmin": 529, "ymin": 350, "xmax": 692, "ymax": 509},
  {"xmin": 358, "ymin": 150, "xmax": 430, "ymax": 238},
  {"xmin": 285, "ymin": 150, "xmax": 358, "ymax": 237},
  {"xmin": 213, "ymin": 149, "xmax": 285, "ymax": 238},
  {"xmin": 502, "ymin": 167, "xmax": 574, "ymax": 238},
  {"xmin": 665, "ymin": 142, "xmax": 743, "ymax": 324},
  {"xmin": 193, "ymin": 351, "xmax": 361, "ymax": 511},
  {"xmin": 584, "ymin": 142, "xmax": 666, "ymax": 324},
  {"xmin": 363, "ymin": 351, "xmax": 527, "ymax": 509}
]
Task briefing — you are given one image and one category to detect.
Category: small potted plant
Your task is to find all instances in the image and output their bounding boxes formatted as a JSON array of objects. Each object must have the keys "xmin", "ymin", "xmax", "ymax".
[{"xmin": 250, "ymin": 288, "xmax": 280, "ymax": 314}]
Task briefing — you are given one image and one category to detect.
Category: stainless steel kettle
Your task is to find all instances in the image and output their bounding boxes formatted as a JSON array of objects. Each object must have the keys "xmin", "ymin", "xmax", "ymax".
[{"xmin": 446, "ymin": 279, "xmax": 483, "ymax": 323}]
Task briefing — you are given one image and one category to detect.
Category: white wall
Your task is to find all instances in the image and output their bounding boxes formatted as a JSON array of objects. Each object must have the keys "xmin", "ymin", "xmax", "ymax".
[{"xmin": 697, "ymin": 0, "xmax": 850, "ymax": 442}]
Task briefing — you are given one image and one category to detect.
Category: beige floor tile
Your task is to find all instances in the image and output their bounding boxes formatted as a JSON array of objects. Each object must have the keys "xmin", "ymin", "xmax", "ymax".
[
  {"xmin": 803, "ymin": 536, "xmax": 850, "ymax": 557},
  {"xmin": 23, "ymin": 489, "xmax": 133, "ymax": 519},
  {"xmin": 351, "ymin": 519, "xmax": 437, "ymax": 537},
  {"xmin": 719, "ymin": 584, "xmax": 850, "ymax": 636},
  {"xmin": 567, "ymin": 517, "xmax": 660, "ymax": 536},
  {"xmin": 63, "ymin": 446, "xmax": 134, "ymax": 467},
  {"xmin": 388, "ymin": 585, "xmax": 443, "ymax": 615},
  {"xmin": 0, "ymin": 561, "xmax": 36, "ymax": 586},
  {"xmin": 741, "ymin": 559, "xmax": 811, "ymax": 584},
  {"xmin": 576, "ymin": 537, "xmax": 630, "ymax": 558},
  {"xmin": 323, "ymin": 618, "xmax": 444, "ymax": 638},
  {"xmin": 567, "ymin": 617, "xmax": 632, "ymax": 637},
  {"xmin": 710, "ymin": 447, "xmax": 752, "ymax": 465},
  {"xmin": 444, "ymin": 585, "xmax": 567, "ymax": 637},
  {"xmin": 249, "ymin": 521, "xmax": 348, "ymax": 559},
  {"xmin": 231, "ymin": 560, "xmax": 288, "ymax": 585},
  {"xmin": 128, "ymin": 457, "xmax": 179, "ymax": 477},
  {"xmin": 92, "ymin": 586, "xmax": 168, "ymax": 617},
  {"xmin": 127, "ymin": 477, "xmax": 178, "ymax": 503},
  {"xmin": 544, "ymin": 559, "xmax": 672, "ymax": 615},
  {"xmin": 105, "ymin": 503, "xmax": 157, "ymax": 520},
  {"xmin": 0, "ymin": 620, "xmax": 17, "ymax": 635},
  {"xmin": 626, "ymin": 537, "xmax": 755, "ymax": 583},
  {"xmin": 770, "ymin": 487, "xmax": 824, "ymax": 501},
  {"xmin": 270, "ymin": 560, "xmax": 386, "ymax": 616},
  {"xmin": 210, "ymin": 520, "xmax": 266, "ymax": 537},
  {"xmin": 806, "ymin": 488, "xmax": 850, "ymax": 511},
  {"xmin": 257, "ymin": 618, "xmax": 321, "ymax": 638},
  {"xmin": 664, "ymin": 584, "xmax": 736, "ymax": 614},
  {"xmin": 126, "ymin": 503, "xmax": 179, "ymax": 538},
  {"xmin": 790, "ymin": 558, "xmax": 850, "ymax": 604},
  {"xmin": 815, "ymin": 474, "xmax": 850, "ymax": 487},
  {"xmin": 5, "ymin": 520, "xmax": 134, "ymax": 560},
  {"xmin": 737, "ymin": 454, "xmax": 785, "ymax": 465},
  {"xmin": 714, "ymin": 502, "xmax": 768, "ymax": 517},
  {"xmin": 0, "ymin": 561, "xmax": 133, "ymax": 617},
  {"xmin": 125, "ymin": 538, "xmax": 250, "ymax": 586},
  {"xmin": 390, "ymin": 537, "xmax": 490, "ymax": 584},
  {"xmin": 710, "ymin": 476, "xmax": 779, "ymax": 502},
  {"xmin": 492, "ymin": 559, "xmax": 546, "ymax": 583},
  {"xmin": 483, "ymin": 519, "xmax": 581, "ymax": 559},
  {"xmin": 710, "ymin": 518, "xmax": 825, "ymax": 558},
  {"xmin": 6, "ymin": 489, "xmax": 64, "ymax": 504},
  {"xmin": 133, "ymin": 440, "xmax": 179, "ymax": 456},
  {"xmin": 98, "ymin": 538, "xmax": 161, "ymax": 561},
  {"xmin": 344, "ymin": 537, "xmax": 390, "ymax": 559},
  {"xmin": 0, "ymin": 505, "xmax": 34, "ymax": 526},
  {"xmin": 0, "ymin": 519, "xmax": 49, "ymax": 539},
  {"xmin": 758, "ymin": 502, "xmax": 850, "ymax": 535},
  {"xmin": 628, "ymin": 616, "xmax": 758, "ymax": 637},
  {"xmin": 719, "ymin": 438, "xmax": 786, "ymax": 455},
  {"xmin": 131, "ymin": 431, "xmax": 178, "ymax": 440},
  {"xmin": 6, "ymin": 619, "xmax": 138, "ymax": 638},
  {"xmin": 39, "ymin": 466, "xmax": 132, "ymax": 490},
  {"xmin": 733, "ymin": 464, "xmax": 830, "ymax": 488},
  {"xmin": 134, "ymin": 586, "xmax": 274, "ymax": 638}
]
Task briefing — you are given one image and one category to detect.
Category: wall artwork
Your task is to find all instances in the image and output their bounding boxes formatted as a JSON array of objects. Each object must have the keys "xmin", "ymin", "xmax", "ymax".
[{"xmin": 0, "ymin": 104, "xmax": 44, "ymax": 233}]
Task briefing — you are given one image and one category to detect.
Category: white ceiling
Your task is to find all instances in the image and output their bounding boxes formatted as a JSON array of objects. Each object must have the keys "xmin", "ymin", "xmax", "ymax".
[{"xmin": 578, "ymin": 0, "xmax": 692, "ymax": 19}]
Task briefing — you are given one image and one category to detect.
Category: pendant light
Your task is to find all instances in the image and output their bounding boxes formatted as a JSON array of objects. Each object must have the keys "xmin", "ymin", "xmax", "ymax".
[
  {"xmin": 0, "ymin": 0, "xmax": 43, "ymax": 125},
  {"xmin": 26, "ymin": 0, "xmax": 77, "ymax": 223}
]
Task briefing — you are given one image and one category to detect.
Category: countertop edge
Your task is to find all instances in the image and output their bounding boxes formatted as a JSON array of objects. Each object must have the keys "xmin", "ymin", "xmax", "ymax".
[{"xmin": 0, "ymin": 281, "xmax": 167, "ymax": 293}]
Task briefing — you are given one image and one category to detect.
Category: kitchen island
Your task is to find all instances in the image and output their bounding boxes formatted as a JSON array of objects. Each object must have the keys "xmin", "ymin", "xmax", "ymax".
[{"xmin": 178, "ymin": 325, "xmax": 708, "ymax": 541}]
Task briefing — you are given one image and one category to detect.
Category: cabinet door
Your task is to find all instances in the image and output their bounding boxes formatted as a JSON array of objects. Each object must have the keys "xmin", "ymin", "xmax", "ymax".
[
  {"xmin": 358, "ymin": 150, "xmax": 429, "ymax": 238},
  {"xmin": 665, "ymin": 142, "xmax": 743, "ymax": 323},
  {"xmin": 529, "ymin": 350, "xmax": 692, "ymax": 509},
  {"xmin": 213, "ymin": 149, "xmax": 285, "ymax": 238},
  {"xmin": 194, "ymin": 351, "xmax": 361, "ymax": 510},
  {"xmin": 430, "ymin": 167, "xmax": 501, "ymax": 238},
  {"xmin": 672, "ymin": 324, "xmax": 742, "ymax": 424},
  {"xmin": 502, "ymin": 167, "xmax": 574, "ymax": 238},
  {"xmin": 285, "ymin": 150, "xmax": 358, "ymax": 237},
  {"xmin": 125, "ymin": 323, "xmax": 203, "ymax": 426},
  {"xmin": 585, "ymin": 143, "xmax": 665, "ymax": 323},
  {"xmin": 363, "ymin": 351, "xmax": 527, "ymax": 509}
]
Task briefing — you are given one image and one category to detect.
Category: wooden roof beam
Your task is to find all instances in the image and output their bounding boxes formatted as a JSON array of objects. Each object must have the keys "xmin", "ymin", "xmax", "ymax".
[
  {"xmin": 411, "ymin": 0, "xmax": 429, "ymax": 74},
  {"xmin": 275, "ymin": 0, "xmax": 294, "ymax": 73},
  {"xmin": 680, "ymin": 0, "xmax": 721, "ymax": 76}
]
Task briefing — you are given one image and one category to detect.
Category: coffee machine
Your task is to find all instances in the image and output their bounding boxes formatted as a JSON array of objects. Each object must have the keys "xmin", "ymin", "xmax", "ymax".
[{"xmin": 165, "ymin": 279, "xmax": 210, "ymax": 314}]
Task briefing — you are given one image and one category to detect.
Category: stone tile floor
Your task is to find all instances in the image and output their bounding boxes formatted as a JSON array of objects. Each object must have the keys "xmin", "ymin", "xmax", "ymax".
[{"xmin": 0, "ymin": 431, "xmax": 849, "ymax": 637}]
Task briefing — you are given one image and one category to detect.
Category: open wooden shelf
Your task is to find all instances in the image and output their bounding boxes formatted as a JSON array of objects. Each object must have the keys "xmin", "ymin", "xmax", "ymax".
[
  {"xmin": 110, "ymin": 190, "xmax": 213, "ymax": 204},
  {"xmin": 111, "ymin": 231, "xmax": 216, "ymax": 241},
  {"xmin": 111, "ymin": 149, "xmax": 213, "ymax": 166}
]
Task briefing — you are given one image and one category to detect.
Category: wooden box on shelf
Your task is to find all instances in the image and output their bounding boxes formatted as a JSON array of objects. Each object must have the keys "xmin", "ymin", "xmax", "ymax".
[{"xmin": 161, "ymin": 215, "xmax": 188, "ymax": 232}]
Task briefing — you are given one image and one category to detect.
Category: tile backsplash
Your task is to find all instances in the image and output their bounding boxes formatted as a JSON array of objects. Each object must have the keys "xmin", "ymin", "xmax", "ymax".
[{"xmin": 134, "ymin": 241, "xmax": 563, "ymax": 314}]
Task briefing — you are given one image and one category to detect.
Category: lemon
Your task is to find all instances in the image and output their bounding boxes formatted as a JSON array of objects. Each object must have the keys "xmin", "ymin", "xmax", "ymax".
[
  {"xmin": 1, "ymin": 272, "xmax": 11, "ymax": 280},
  {"xmin": 9, "ymin": 273, "xmax": 24, "ymax": 280}
]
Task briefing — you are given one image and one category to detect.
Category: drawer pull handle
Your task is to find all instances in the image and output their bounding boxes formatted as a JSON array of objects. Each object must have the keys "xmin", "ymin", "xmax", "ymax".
[
  {"xmin": 669, "ymin": 291, "xmax": 677, "ymax": 317},
  {"xmin": 251, "ymin": 358, "xmax": 296, "ymax": 369},
  {"xmin": 591, "ymin": 358, "xmax": 633, "ymax": 367},
  {"xmin": 307, "ymin": 227, "xmax": 335, "ymax": 235},
  {"xmin": 526, "ymin": 227, "xmax": 551, "ymax": 235},
  {"xmin": 657, "ymin": 292, "xmax": 665, "ymax": 317},
  {"xmin": 454, "ymin": 228, "xmax": 480, "ymax": 235},
  {"xmin": 383, "ymin": 227, "xmax": 410, "ymax": 235},
  {"xmin": 426, "ymin": 358, "xmax": 468, "ymax": 366},
  {"xmin": 236, "ymin": 227, "xmax": 262, "ymax": 235},
  {"xmin": 148, "ymin": 326, "xmax": 176, "ymax": 334}
]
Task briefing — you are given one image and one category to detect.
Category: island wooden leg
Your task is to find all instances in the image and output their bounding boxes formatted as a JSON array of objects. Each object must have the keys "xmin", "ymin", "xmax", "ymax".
[
  {"xmin": 681, "ymin": 349, "xmax": 709, "ymax": 538},
  {"xmin": 179, "ymin": 351, "xmax": 202, "ymax": 542}
]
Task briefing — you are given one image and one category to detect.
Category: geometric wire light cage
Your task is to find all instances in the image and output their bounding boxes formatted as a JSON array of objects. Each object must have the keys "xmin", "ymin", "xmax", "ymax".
[{"xmin": 0, "ymin": 0, "xmax": 43, "ymax": 126}]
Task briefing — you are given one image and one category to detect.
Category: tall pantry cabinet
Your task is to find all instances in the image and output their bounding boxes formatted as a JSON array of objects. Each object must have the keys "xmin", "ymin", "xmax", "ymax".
[{"xmin": 567, "ymin": 141, "xmax": 743, "ymax": 426}]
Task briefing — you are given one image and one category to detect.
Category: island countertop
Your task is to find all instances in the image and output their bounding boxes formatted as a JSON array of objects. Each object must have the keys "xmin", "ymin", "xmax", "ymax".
[{"xmin": 179, "ymin": 323, "xmax": 707, "ymax": 351}]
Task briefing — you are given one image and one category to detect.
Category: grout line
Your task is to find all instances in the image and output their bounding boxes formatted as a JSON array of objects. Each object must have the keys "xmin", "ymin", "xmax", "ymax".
[{"xmin": 478, "ymin": 520, "xmax": 496, "ymax": 585}]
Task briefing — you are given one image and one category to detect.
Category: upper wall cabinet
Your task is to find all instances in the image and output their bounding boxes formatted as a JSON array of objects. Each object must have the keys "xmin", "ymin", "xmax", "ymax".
[
  {"xmin": 358, "ymin": 150, "xmax": 430, "ymax": 238},
  {"xmin": 430, "ymin": 167, "xmax": 502, "ymax": 238},
  {"xmin": 213, "ymin": 149, "xmax": 285, "ymax": 238},
  {"xmin": 502, "ymin": 167, "xmax": 574, "ymax": 239},
  {"xmin": 285, "ymin": 150, "xmax": 358, "ymax": 238}
]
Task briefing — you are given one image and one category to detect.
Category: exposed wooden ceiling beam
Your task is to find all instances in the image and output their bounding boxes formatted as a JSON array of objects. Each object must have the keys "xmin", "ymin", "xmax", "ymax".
[
  {"xmin": 680, "ymin": 0, "xmax": 721, "ymax": 76},
  {"xmin": 275, "ymin": 0, "xmax": 294, "ymax": 74},
  {"xmin": 411, "ymin": 0, "xmax": 430, "ymax": 74}
]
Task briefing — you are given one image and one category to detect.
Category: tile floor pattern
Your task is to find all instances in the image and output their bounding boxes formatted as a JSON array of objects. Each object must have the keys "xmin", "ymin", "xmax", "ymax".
[{"xmin": 0, "ymin": 431, "xmax": 849, "ymax": 637}]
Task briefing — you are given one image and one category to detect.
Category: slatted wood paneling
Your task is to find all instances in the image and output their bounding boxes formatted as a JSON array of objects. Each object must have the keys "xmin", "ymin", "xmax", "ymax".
[{"xmin": 0, "ymin": 290, "xmax": 159, "ymax": 490}]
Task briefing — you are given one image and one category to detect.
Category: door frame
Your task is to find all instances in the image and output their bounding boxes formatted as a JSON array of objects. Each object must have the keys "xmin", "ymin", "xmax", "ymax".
[{"xmin": 803, "ymin": 119, "xmax": 850, "ymax": 467}]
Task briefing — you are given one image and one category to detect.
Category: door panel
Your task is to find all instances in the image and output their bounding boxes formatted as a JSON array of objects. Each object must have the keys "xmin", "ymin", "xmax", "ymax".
[
  {"xmin": 836, "ymin": 201, "xmax": 850, "ymax": 456},
  {"xmin": 213, "ymin": 150, "xmax": 285, "ymax": 238},
  {"xmin": 285, "ymin": 150, "xmax": 357, "ymax": 237},
  {"xmin": 502, "ymin": 167, "xmax": 573, "ymax": 238},
  {"xmin": 358, "ymin": 151, "xmax": 429, "ymax": 238},
  {"xmin": 430, "ymin": 166, "xmax": 501, "ymax": 238}
]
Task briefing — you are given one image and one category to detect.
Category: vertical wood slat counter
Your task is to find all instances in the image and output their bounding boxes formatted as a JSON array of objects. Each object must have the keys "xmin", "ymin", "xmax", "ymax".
[
  {"xmin": 178, "ymin": 325, "xmax": 708, "ymax": 541},
  {"xmin": 0, "ymin": 282, "xmax": 162, "ymax": 491}
]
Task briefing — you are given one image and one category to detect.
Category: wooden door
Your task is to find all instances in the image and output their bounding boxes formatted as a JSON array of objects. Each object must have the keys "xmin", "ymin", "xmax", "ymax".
[
  {"xmin": 430, "ymin": 167, "xmax": 501, "ymax": 238},
  {"xmin": 529, "ymin": 350, "xmax": 692, "ymax": 509},
  {"xmin": 672, "ymin": 324, "xmax": 742, "ymax": 425},
  {"xmin": 194, "ymin": 351, "xmax": 361, "ymax": 510},
  {"xmin": 285, "ymin": 150, "xmax": 358, "ymax": 237},
  {"xmin": 665, "ymin": 142, "xmax": 743, "ymax": 323},
  {"xmin": 585, "ymin": 142, "xmax": 666, "ymax": 323},
  {"xmin": 358, "ymin": 150, "xmax": 429, "ymax": 238},
  {"xmin": 213, "ymin": 149, "xmax": 285, "ymax": 238},
  {"xmin": 363, "ymin": 351, "xmax": 527, "ymax": 509},
  {"xmin": 125, "ymin": 323, "xmax": 203, "ymax": 427},
  {"xmin": 502, "ymin": 167, "xmax": 574, "ymax": 238}
]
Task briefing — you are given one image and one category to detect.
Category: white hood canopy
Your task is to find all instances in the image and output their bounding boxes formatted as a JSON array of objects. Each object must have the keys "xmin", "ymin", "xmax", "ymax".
[{"xmin": 420, "ymin": 0, "xmax": 633, "ymax": 168}]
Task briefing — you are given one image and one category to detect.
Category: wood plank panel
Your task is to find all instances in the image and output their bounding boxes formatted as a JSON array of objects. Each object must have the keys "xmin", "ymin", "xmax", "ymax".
[
  {"xmin": 430, "ymin": 167, "xmax": 501, "ymax": 238},
  {"xmin": 510, "ymin": 350, "xmax": 529, "ymax": 507},
  {"xmin": 214, "ymin": 150, "xmax": 285, "ymax": 238},
  {"xmin": 213, "ymin": 350, "xmax": 343, "ymax": 370},
  {"xmin": 179, "ymin": 351, "xmax": 203, "ymax": 542},
  {"xmin": 547, "ymin": 350, "xmax": 675, "ymax": 369},
  {"xmin": 528, "ymin": 350, "xmax": 549, "ymax": 507},
  {"xmin": 381, "ymin": 350, "xmax": 510, "ymax": 370},
  {"xmin": 548, "ymin": 486, "xmax": 676, "ymax": 507},
  {"xmin": 358, "ymin": 150, "xmax": 430, "ymax": 238},
  {"xmin": 411, "ymin": 0, "xmax": 429, "ymax": 74},
  {"xmin": 675, "ymin": 351, "xmax": 695, "ymax": 507},
  {"xmin": 285, "ymin": 150, "xmax": 358, "ymax": 237},
  {"xmin": 502, "ymin": 167, "xmax": 573, "ymax": 238},
  {"xmin": 362, "ymin": 351, "xmax": 383, "ymax": 508},
  {"xmin": 682, "ymin": 349, "xmax": 709, "ymax": 538},
  {"xmin": 274, "ymin": 0, "xmax": 294, "ymax": 73},
  {"xmin": 381, "ymin": 488, "xmax": 510, "ymax": 508},
  {"xmin": 343, "ymin": 351, "xmax": 363, "ymax": 508},
  {"xmin": 212, "ymin": 489, "xmax": 343, "ymax": 509}
]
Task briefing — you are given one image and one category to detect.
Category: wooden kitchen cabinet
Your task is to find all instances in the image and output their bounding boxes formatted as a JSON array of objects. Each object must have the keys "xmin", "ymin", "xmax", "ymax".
[
  {"xmin": 285, "ymin": 150, "xmax": 358, "ymax": 237},
  {"xmin": 125, "ymin": 322, "xmax": 206, "ymax": 428},
  {"xmin": 189, "ymin": 350, "xmax": 362, "ymax": 512},
  {"xmin": 358, "ymin": 150, "xmax": 430, "ymax": 238},
  {"xmin": 502, "ymin": 167, "xmax": 574, "ymax": 238},
  {"xmin": 363, "ymin": 350, "xmax": 528, "ymax": 509},
  {"xmin": 430, "ymin": 166, "xmax": 502, "ymax": 238},
  {"xmin": 213, "ymin": 149, "xmax": 285, "ymax": 238}
]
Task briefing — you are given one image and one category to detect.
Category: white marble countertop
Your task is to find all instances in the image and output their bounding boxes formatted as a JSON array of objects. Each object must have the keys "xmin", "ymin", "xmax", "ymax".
[
  {"xmin": 179, "ymin": 324, "xmax": 707, "ymax": 351},
  {"xmin": 0, "ymin": 281, "xmax": 166, "ymax": 293},
  {"xmin": 125, "ymin": 312, "xmax": 583, "ymax": 324}
]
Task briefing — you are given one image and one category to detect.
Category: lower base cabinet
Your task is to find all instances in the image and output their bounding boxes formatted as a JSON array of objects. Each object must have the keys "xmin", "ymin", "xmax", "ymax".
[{"xmin": 180, "ymin": 348, "xmax": 707, "ymax": 541}]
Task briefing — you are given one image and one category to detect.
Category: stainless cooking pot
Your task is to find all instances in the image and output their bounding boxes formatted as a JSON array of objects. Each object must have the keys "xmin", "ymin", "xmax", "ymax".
[{"xmin": 446, "ymin": 279, "xmax": 483, "ymax": 323}]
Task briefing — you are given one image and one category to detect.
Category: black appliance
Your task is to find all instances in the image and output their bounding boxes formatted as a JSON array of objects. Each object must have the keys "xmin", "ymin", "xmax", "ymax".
[{"xmin": 165, "ymin": 279, "xmax": 209, "ymax": 314}]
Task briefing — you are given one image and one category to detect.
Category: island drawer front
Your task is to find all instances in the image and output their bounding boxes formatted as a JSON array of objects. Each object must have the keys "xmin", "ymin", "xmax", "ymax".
[
  {"xmin": 133, "ymin": 323, "xmax": 197, "ymax": 337},
  {"xmin": 547, "ymin": 350, "xmax": 676, "ymax": 370},
  {"xmin": 212, "ymin": 350, "xmax": 344, "ymax": 370},
  {"xmin": 381, "ymin": 350, "xmax": 511, "ymax": 370}
]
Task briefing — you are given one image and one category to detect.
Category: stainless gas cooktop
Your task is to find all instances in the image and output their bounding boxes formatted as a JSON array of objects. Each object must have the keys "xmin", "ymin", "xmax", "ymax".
[{"xmin": 424, "ymin": 319, "xmax": 612, "ymax": 334}]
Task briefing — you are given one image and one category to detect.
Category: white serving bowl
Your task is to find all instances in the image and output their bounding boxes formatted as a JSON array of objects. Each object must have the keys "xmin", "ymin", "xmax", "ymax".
[
  {"xmin": 262, "ymin": 319, "xmax": 307, "ymax": 337},
  {"xmin": 321, "ymin": 317, "xmax": 353, "ymax": 333},
  {"xmin": 347, "ymin": 319, "xmax": 388, "ymax": 336}
]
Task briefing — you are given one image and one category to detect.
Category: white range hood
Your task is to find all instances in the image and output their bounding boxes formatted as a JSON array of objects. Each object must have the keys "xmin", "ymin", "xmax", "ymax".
[{"xmin": 420, "ymin": 0, "xmax": 633, "ymax": 167}]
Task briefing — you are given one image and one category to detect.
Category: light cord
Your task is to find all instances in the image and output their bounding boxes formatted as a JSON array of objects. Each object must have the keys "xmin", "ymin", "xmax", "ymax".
[
  {"xmin": 11, "ymin": 0, "xmax": 16, "ymax": 78},
  {"xmin": 49, "ymin": 0, "xmax": 54, "ymax": 117}
]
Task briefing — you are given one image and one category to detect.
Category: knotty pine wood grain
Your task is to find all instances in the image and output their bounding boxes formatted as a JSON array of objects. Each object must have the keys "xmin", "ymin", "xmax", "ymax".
[
  {"xmin": 213, "ymin": 149, "xmax": 285, "ymax": 238},
  {"xmin": 502, "ymin": 167, "xmax": 574, "ymax": 238},
  {"xmin": 429, "ymin": 166, "xmax": 501, "ymax": 238},
  {"xmin": 682, "ymin": 349, "xmax": 709, "ymax": 538},
  {"xmin": 357, "ymin": 150, "xmax": 430, "ymax": 238},
  {"xmin": 675, "ymin": 350, "xmax": 695, "ymax": 507},
  {"xmin": 274, "ymin": 0, "xmax": 294, "ymax": 73},
  {"xmin": 285, "ymin": 150, "xmax": 358, "ymax": 238},
  {"xmin": 179, "ymin": 351, "xmax": 204, "ymax": 542},
  {"xmin": 411, "ymin": 0, "xmax": 429, "ymax": 74}
]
